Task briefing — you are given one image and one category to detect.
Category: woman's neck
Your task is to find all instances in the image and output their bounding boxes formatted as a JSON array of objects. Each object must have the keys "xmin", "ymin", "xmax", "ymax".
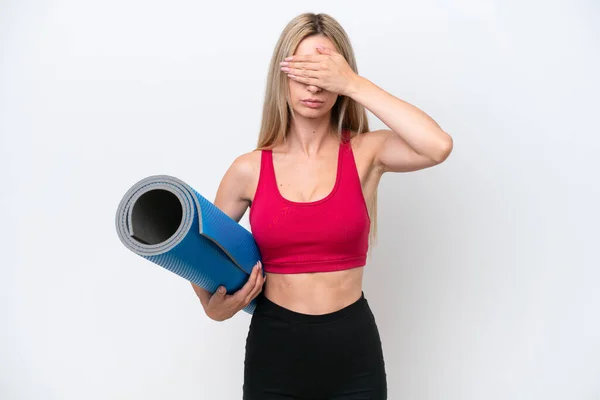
[{"xmin": 286, "ymin": 120, "xmax": 336, "ymax": 156}]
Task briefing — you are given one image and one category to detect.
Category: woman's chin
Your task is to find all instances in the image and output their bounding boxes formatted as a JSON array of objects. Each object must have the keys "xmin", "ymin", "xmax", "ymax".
[{"xmin": 294, "ymin": 107, "xmax": 331, "ymax": 119}]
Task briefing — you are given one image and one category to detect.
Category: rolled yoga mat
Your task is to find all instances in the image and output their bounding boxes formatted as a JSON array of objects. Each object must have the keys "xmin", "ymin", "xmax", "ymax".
[{"xmin": 115, "ymin": 175, "xmax": 263, "ymax": 315}]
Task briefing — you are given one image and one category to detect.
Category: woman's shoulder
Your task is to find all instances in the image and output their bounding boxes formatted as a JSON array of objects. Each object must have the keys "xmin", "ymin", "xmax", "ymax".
[
  {"xmin": 347, "ymin": 129, "xmax": 389, "ymax": 160},
  {"xmin": 216, "ymin": 149, "xmax": 262, "ymax": 207},
  {"xmin": 348, "ymin": 129, "xmax": 391, "ymax": 148},
  {"xmin": 229, "ymin": 149, "xmax": 262, "ymax": 182}
]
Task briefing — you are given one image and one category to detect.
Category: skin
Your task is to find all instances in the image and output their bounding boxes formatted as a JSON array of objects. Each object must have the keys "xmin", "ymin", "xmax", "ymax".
[{"xmin": 193, "ymin": 34, "xmax": 454, "ymax": 321}]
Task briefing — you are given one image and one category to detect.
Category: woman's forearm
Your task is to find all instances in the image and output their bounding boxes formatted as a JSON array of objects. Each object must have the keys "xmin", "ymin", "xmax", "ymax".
[{"xmin": 348, "ymin": 75, "xmax": 452, "ymax": 162}]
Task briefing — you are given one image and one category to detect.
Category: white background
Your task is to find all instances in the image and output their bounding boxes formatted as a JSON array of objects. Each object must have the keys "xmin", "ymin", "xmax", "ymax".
[{"xmin": 2, "ymin": 1, "xmax": 599, "ymax": 399}]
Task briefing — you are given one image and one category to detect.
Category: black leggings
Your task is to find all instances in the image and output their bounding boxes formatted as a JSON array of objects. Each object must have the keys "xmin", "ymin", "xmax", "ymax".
[{"xmin": 243, "ymin": 291, "xmax": 387, "ymax": 399}]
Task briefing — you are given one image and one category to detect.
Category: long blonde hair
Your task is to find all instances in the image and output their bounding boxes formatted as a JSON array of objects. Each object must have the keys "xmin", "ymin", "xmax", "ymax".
[{"xmin": 255, "ymin": 12, "xmax": 378, "ymax": 252}]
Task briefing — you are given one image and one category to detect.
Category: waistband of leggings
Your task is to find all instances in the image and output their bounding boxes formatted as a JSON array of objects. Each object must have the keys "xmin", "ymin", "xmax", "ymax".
[{"xmin": 255, "ymin": 291, "xmax": 369, "ymax": 324}]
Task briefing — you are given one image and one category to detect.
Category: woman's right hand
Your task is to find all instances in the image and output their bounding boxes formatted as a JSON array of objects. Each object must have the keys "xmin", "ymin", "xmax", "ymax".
[{"xmin": 205, "ymin": 261, "xmax": 265, "ymax": 322}]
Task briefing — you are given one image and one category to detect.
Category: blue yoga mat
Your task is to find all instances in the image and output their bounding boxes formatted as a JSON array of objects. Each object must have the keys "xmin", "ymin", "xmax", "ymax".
[{"xmin": 115, "ymin": 175, "xmax": 263, "ymax": 315}]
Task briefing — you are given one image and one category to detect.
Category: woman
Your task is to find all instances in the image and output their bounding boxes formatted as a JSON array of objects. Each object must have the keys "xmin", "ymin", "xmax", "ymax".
[{"xmin": 191, "ymin": 12, "xmax": 453, "ymax": 399}]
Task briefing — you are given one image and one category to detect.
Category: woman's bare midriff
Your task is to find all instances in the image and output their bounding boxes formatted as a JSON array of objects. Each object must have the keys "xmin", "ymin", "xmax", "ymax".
[{"xmin": 262, "ymin": 266, "xmax": 365, "ymax": 315}]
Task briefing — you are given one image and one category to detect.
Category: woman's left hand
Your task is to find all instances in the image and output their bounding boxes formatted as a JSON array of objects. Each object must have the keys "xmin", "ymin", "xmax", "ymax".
[{"xmin": 280, "ymin": 46, "xmax": 360, "ymax": 97}]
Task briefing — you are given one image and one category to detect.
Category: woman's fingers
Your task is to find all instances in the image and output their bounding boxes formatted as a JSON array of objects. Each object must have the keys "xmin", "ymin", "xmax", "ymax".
[
  {"xmin": 280, "ymin": 61, "xmax": 322, "ymax": 71},
  {"xmin": 232, "ymin": 262, "xmax": 259, "ymax": 304},
  {"xmin": 245, "ymin": 262, "xmax": 264, "ymax": 305},
  {"xmin": 281, "ymin": 67, "xmax": 324, "ymax": 79}
]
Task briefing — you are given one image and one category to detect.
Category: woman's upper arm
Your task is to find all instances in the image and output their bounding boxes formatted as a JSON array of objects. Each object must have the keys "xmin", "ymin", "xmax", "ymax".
[
  {"xmin": 213, "ymin": 152, "xmax": 258, "ymax": 223},
  {"xmin": 365, "ymin": 129, "xmax": 443, "ymax": 174},
  {"xmin": 191, "ymin": 152, "xmax": 258, "ymax": 299}
]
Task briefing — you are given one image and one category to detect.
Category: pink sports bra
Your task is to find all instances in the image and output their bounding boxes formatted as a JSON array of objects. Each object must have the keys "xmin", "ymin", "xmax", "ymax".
[{"xmin": 249, "ymin": 129, "xmax": 370, "ymax": 274}]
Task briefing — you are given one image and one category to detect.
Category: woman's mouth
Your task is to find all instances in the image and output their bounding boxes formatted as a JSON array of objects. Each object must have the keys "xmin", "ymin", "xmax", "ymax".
[{"xmin": 301, "ymin": 100, "xmax": 324, "ymax": 108}]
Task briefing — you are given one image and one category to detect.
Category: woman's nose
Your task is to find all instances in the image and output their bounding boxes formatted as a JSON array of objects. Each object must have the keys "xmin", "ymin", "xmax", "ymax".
[{"xmin": 307, "ymin": 85, "xmax": 322, "ymax": 93}]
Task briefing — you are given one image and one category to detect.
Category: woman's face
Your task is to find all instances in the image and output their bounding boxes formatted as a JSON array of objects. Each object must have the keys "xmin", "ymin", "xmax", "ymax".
[{"xmin": 287, "ymin": 35, "xmax": 339, "ymax": 118}]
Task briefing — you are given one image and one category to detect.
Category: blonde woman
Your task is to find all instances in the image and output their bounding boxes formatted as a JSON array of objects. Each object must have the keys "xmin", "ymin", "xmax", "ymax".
[{"xmin": 191, "ymin": 12, "xmax": 453, "ymax": 399}]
